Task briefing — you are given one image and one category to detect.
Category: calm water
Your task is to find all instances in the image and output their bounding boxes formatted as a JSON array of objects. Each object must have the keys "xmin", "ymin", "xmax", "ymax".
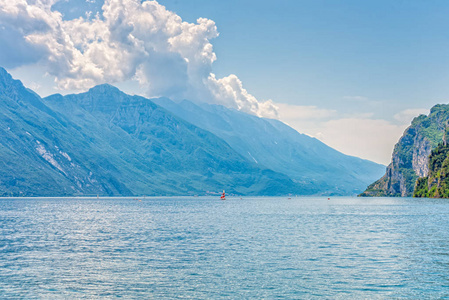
[{"xmin": 1, "ymin": 196, "xmax": 449, "ymax": 298}]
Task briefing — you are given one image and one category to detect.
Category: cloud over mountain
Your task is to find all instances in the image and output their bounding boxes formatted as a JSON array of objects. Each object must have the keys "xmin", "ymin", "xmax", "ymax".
[{"xmin": 0, "ymin": 0, "xmax": 278, "ymax": 118}]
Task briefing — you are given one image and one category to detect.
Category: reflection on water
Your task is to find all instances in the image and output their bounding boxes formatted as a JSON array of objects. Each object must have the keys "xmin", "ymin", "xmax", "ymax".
[{"xmin": 1, "ymin": 197, "xmax": 449, "ymax": 298}]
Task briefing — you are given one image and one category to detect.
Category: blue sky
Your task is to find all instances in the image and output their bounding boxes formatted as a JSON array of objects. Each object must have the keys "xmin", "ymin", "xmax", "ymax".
[
  {"xmin": 2, "ymin": 0, "xmax": 449, "ymax": 164},
  {"xmin": 160, "ymin": 0, "xmax": 449, "ymax": 110}
]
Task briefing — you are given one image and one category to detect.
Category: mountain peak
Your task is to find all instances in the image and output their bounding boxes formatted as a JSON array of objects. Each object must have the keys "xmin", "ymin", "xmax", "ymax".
[
  {"xmin": 0, "ymin": 67, "xmax": 22, "ymax": 89},
  {"xmin": 0, "ymin": 67, "xmax": 39, "ymax": 104},
  {"xmin": 88, "ymin": 83, "xmax": 121, "ymax": 95},
  {"xmin": 0, "ymin": 67, "xmax": 9, "ymax": 78}
]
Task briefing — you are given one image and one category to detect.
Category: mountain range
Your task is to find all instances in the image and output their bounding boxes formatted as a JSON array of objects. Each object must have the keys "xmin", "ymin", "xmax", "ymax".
[
  {"xmin": 152, "ymin": 98, "xmax": 385, "ymax": 195},
  {"xmin": 0, "ymin": 67, "xmax": 384, "ymax": 196}
]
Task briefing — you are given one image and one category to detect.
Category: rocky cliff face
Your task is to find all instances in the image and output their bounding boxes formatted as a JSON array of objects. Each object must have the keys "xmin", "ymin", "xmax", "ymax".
[
  {"xmin": 360, "ymin": 104, "xmax": 449, "ymax": 197},
  {"xmin": 413, "ymin": 135, "xmax": 432, "ymax": 177}
]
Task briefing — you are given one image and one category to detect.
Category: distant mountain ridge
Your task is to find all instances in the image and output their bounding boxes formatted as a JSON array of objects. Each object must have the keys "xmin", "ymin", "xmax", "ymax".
[
  {"xmin": 0, "ymin": 67, "xmax": 384, "ymax": 196},
  {"xmin": 152, "ymin": 98, "xmax": 386, "ymax": 195},
  {"xmin": 361, "ymin": 104, "xmax": 449, "ymax": 197},
  {"xmin": 0, "ymin": 68, "xmax": 304, "ymax": 196}
]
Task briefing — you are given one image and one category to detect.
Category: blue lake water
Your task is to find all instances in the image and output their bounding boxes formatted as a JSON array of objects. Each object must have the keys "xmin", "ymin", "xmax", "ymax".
[{"xmin": 1, "ymin": 196, "xmax": 449, "ymax": 298}]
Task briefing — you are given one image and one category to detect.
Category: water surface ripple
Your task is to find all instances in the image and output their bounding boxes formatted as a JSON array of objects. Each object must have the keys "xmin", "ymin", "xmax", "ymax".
[{"xmin": 1, "ymin": 197, "xmax": 449, "ymax": 298}]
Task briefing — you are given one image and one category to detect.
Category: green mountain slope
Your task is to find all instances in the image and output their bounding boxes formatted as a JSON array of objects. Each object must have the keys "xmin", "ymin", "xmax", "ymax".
[
  {"xmin": 45, "ymin": 84, "xmax": 309, "ymax": 196},
  {"xmin": 360, "ymin": 104, "xmax": 449, "ymax": 197},
  {"xmin": 0, "ymin": 68, "xmax": 131, "ymax": 196},
  {"xmin": 0, "ymin": 67, "xmax": 307, "ymax": 196},
  {"xmin": 414, "ymin": 131, "xmax": 449, "ymax": 198},
  {"xmin": 152, "ymin": 98, "xmax": 386, "ymax": 195}
]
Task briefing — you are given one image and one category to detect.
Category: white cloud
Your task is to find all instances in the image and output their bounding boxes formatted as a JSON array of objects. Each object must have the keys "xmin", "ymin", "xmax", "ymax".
[
  {"xmin": 30, "ymin": 81, "xmax": 41, "ymax": 90},
  {"xmin": 311, "ymin": 118, "xmax": 407, "ymax": 165},
  {"xmin": 272, "ymin": 101, "xmax": 409, "ymax": 164},
  {"xmin": 207, "ymin": 74, "xmax": 278, "ymax": 118},
  {"xmin": 272, "ymin": 103, "xmax": 336, "ymax": 138},
  {"xmin": 394, "ymin": 108, "xmax": 429, "ymax": 125},
  {"xmin": 0, "ymin": 0, "xmax": 422, "ymax": 165},
  {"xmin": 276, "ymin": 103, "xmax": 336, "ymax": 120},
  {"xmin": 0, "ymin": 0, "xmax": 276, "ymax": 117}
]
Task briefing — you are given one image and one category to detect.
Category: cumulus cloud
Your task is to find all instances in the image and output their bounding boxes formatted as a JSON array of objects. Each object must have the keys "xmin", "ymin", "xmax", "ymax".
[
  {"xmin": 394, "ymin": 108, "xmax": 429, "ymax": 125},
  {"xmin": 313, "ymin": 118, "xmax": 407, "ymax": 165},
  {"xmin": 0, "ymin": 24, "xmax": 46, "ymax": 68},
  {"xmin": 272, "ymin": 101, "xmax": 407, "ymax": 164},
  {"xmin": 0, "ymin": 0, "xmax": 277, "ymax": 117},
  {"xmin": 207, "ymin": 74, "xmax": 279, "ymax": 118},
  {"xmin": 270, "ymin": 103, "xmax": 336, "ymax": 137}
]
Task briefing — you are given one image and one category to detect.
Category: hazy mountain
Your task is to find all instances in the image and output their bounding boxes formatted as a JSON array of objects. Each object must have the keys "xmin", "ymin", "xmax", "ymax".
[
  {"xmin": 0, "ymin": 68, "xmax": 127, "ymax": 196},
  {"xmin": 0, "ymin": 66, "xmax": 386, "ymax": 196},
  {"xmin": 0, "ymin": 67, "xmax": 311, "ymax": 196},
  {"xmin": 361, "ymin": 104, "xmax": 449, "ymax": 197},
  {"xmin": 152, "ymin": 98, "xmax": 386, "ymax": 195}
]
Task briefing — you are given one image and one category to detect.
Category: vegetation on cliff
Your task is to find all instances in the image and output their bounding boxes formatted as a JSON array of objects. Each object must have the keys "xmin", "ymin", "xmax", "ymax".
[
  {"xmin": 360, "ymin": 104, "xmax": 449, "ymax": 197},
  {"xmin": 414, "ymin": 141, "xmax": 449, "ymax": 198}
]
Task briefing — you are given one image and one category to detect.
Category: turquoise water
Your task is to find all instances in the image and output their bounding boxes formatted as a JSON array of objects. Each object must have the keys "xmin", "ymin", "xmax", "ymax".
[{"xmin": 1, "ymin": 196, "xmax": 449, "ymax": 298}]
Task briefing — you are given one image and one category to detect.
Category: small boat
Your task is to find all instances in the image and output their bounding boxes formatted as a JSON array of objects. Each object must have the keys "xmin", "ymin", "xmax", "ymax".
[{"xmin": 220, "ymin": 190, "xmax": 226, "ymax": 200}]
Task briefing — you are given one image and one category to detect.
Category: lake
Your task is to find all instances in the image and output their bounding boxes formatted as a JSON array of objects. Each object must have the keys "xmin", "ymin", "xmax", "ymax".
[{"xmin": 1, "ymin": 196, "xmax": 449, "ymax": 298}]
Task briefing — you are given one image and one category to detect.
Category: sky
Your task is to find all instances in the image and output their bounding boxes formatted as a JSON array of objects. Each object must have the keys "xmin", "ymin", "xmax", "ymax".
[{"xmin": 2, "ymin": 0, "xmax": 449, "ymax": 165}]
